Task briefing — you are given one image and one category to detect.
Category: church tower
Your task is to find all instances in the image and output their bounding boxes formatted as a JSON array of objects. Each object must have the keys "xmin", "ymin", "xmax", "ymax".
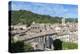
[{"xmin": 62, "ymin": 18, "xmax": 65, "ymax": 25}]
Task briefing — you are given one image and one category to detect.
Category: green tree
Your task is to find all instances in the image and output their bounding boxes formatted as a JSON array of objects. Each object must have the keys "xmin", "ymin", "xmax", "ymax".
[{"xmin": 9, "ymin": 40, "xmax": 33, "ymax": 53}]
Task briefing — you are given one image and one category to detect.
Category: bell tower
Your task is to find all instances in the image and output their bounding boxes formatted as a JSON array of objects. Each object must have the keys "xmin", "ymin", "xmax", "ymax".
[{"xmin": 62, "ymin": 18, "xmax": 65, "ymax": 25}]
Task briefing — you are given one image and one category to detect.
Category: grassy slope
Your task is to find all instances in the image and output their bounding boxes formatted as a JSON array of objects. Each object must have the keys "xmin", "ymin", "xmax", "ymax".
[{"xmin": 62, "ymin": 42, "xmax": 78, "ymax": 50}]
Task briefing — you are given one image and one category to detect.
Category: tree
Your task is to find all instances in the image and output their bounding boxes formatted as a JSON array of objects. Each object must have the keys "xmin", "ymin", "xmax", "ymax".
[
  {"xmin": 10, "ymin": 41, "xmax": 24, "ymax": 53},
  {"xmin": 9, "ymin": 40, "xmax": 33, "ymax": 53}
]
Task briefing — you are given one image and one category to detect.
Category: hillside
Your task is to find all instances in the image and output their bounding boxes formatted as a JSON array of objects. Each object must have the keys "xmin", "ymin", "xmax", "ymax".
[{"xmin": 9, "ymin": 10, "xmax": 78, "ymax": 26}]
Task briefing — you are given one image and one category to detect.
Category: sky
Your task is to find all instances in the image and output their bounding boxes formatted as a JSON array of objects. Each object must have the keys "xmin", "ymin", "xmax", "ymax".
[{"xmin": 10, "ymin": 1, "xmax": 78, "ymax": 18}]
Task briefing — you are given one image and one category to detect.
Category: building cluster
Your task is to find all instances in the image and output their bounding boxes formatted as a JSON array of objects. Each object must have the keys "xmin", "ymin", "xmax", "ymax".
[{"xmin": 10, "ymin": 18, "xmax": 78, "ymax": 50}]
